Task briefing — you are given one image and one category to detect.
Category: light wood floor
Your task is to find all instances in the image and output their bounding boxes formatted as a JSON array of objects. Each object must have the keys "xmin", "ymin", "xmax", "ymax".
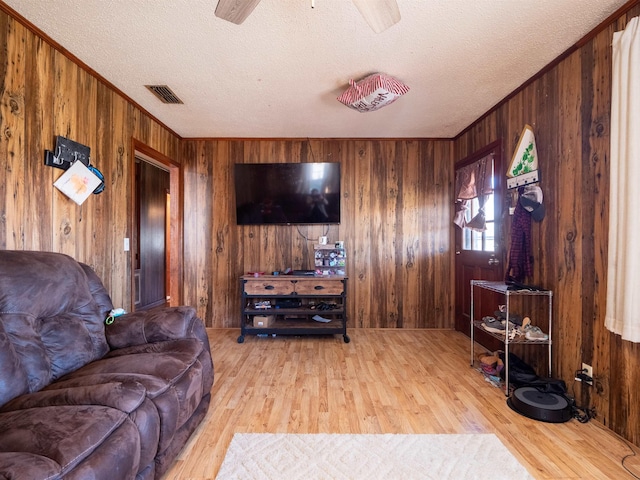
[{"xmin": 165, "ymin": 329, "xmax": 640, "ymax": 479}]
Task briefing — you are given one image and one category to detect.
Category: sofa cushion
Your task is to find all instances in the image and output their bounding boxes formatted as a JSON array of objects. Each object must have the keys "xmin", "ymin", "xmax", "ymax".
[
  {"xmin": 0, "ymin": 322, "xmax": 29, "ymax": 406},
  {"xmin": 78, "ymin": 262, "xmax": 114, "ymax": 318},
  {"xmin": 0, "ymin": 452, "xmax": 61, "ymax": 480},
  {"xmin": 0, "ymin": 381, "xmax": 146, "ymax": 414},
  {"xmin": 47, "ymin": 373, "xmax": 171, "ymax": 400},
  {"xmin": 66, "ymin": 339, "xmax": 203, "ymax": 393},
  {"xmin": 0, "ymin": 404, "xmax": 135, "ymax": 477},
  {"xmin": 52, "ymin": 338, "xmax": 206, "ymax": 453},
  {"xmin": 105, "ymin": 306, "xmax": 200, "ymax": 350},
  {"xmin": 0, "ymin": 381, "xmax": 161, "ymax": 477},
  {"xmin": 0, "ymin": 251, "xmax": 109, "ymax": 402}
]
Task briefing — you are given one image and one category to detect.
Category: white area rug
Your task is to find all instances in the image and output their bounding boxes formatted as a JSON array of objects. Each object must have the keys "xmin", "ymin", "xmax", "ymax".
[{"xmin": 216, "ymin": 433, "xmax": 534, "ymax": 479}]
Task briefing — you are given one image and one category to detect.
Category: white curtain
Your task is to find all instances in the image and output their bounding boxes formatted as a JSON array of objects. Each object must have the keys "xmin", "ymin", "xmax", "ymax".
[
  {"xmin": 605, "ymin": 16, "xmax": 640, "ymax": 342},
  {"xmin": 453, "ymin": 153, "xmax": 494, "ymax": 231}
]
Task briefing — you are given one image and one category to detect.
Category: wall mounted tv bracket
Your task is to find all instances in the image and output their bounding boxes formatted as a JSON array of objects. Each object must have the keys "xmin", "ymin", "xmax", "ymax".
[{"xmin": 44, "ymin": 136, "xmax": 90, "ymax": 170}]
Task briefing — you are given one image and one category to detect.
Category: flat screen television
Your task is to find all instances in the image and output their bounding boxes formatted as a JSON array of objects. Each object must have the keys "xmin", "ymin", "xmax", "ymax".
[{"xmin": 234, "ymin": 162, "xmax": 341, "ymax": 225}]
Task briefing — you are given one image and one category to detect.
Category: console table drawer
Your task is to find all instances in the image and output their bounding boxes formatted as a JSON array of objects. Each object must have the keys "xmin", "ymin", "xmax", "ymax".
[
  {"xmin": 294, "ymin": 279, "xmax": 344, "ymax": 295},
  {"xmin": 243, "ymin": 280, "xmax": 294, "ymax": 295}
]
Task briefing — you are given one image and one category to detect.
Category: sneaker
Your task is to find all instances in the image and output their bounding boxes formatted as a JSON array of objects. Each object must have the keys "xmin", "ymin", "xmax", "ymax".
[
  {"xmin": 495, "ymin": 310, "xmax": 523, "ymax": 325},
  {"xmin": 482, "ymin": 317, "xmax": 506, "ymax": 334},
  {"xmin": 312, "ymin": 314, "xmax": 331, "ymax": 323},
  {"xmin": 524, "ymin": 325, "xmax": 548, "ymax": 340},
  {"xmin": 512, "ymin": 325, "xmax": 526, "ymax": 337},
  {"xmin": 482, "ymin": 316, "xmax": 503, "ymax": 327}
]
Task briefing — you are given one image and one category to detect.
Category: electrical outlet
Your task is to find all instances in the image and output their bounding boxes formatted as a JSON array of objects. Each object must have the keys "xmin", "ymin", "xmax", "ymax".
[{"xmin": 582, "ymin": 363, "xmax": 594, "ymax": 385}]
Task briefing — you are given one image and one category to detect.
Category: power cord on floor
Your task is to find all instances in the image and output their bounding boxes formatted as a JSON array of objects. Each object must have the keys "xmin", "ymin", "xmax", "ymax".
[
  {"xmin": 568, "ymin": 372, "xmax": 596, "ymax": 423},
  {"xmin": 571, "ymin": 382, "xmax": 640, "ymax": 480},
  {"xmin": 571, "ymin": 403, "xmax": 595, "ymax": 423},
  {"xmin": 622, "ymin": 443, "xmax": 640, "ymax": 480},
  {"xmin": 593, "ymin": 420, "xmax": 640, "ymax": 479}
]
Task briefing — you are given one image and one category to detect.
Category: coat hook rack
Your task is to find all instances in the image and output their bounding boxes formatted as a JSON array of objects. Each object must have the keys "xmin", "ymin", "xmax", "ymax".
[
  {"xmin": 45, "ymin": 135, "xmax": 105, "ymax": 195},
  {"xmin": 44, "ymin": 135, "xmax": 90, "ymax": 170}
]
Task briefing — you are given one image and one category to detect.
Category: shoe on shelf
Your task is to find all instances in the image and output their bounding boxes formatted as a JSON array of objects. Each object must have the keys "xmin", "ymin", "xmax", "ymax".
[
  {"xmin": 524, "ymin": 325, "xmax": 548, "ymax": 340},
  {"xmin": 482, "ymin": 316, "xmax": 506, "ymax": 334},
  {"xmin": 495, "ymin": 310, "xmax": 523, "ymax": 325},
  {"xmin": 482, "ymin": 316, "xmax": 501, "ymax": 326},
  {"xmin": 512, "ymin": 325, "xmax": 526, "ymax": 337}
]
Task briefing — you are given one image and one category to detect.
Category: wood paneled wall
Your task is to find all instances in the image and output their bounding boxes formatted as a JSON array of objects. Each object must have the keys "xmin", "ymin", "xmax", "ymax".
[
  {"xmin": 0, "ymin": 9, "xmax": 180, "ymax": 308},
  {"xmin": 455, "ymin": 2, "xmax": 640, "ymax": 445},
  {"xmin": 181, "ymin": 139, "xmax": 454, "ymax": 330}
]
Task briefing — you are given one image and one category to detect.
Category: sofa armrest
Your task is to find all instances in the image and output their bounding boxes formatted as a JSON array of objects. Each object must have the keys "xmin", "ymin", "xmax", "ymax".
[{"xmin": 105, "ymin": 306, "xmax": 208, "ymax": 350}]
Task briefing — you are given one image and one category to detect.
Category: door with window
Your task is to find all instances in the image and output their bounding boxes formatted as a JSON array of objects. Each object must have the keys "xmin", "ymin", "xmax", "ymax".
[{"xmin": 454, "ymin": 141, "xmax": 505, "ymax": 349}]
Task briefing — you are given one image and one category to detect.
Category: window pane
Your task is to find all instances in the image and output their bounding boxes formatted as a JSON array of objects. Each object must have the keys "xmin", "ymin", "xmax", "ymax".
[
  {"xmin": 469, "ymin": 198, "xmax": 479, "ymax": 220},
  {"xmin": 471, "ymin": 230, "xmax": 482, "ymax": 251},
  {"xmin": 484, "ymin": 193, "xmax": 494, "ymax": 221},
  {"xmin": 485, "ymin": 221, "xmax": 495, "ymax": 251},
  {"xmin": 462, "ymin": 196, "xmax": 496, "ymax": 252}
]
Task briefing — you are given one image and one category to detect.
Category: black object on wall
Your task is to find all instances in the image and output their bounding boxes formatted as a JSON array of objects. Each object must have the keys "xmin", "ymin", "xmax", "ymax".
[
  {"xmin": 45, "ymin": 135, "xmax": 105, "ymax": 195},
  {"xmin": 44, "ymin": 136, "xmax": 90, "ymax": 170}
]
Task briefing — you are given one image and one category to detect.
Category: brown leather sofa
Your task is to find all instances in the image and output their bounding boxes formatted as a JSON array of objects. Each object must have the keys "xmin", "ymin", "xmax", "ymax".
[{"xmin": 0, "ymin": 250, "xmax": 214, "ymax": 479}]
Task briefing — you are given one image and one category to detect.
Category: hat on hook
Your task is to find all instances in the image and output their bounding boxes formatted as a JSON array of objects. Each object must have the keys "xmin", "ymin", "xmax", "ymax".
[{"xmin": 519, "ymin": 185, "xmax": 544, "ymax": 221}]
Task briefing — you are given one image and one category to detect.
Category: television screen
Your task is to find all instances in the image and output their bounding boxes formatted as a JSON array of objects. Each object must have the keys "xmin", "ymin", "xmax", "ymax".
[{"xmin": 234, "ymin": 163, "xmax": 341, "ymax": 225}]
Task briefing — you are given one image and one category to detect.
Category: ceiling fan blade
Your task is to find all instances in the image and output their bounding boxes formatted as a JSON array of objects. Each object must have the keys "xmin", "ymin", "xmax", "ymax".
[
  {"xmin": 215, "ymin": 0, "xmax": 262, "ymax": 25},
  {"xmin": 352, "ymin": 0, "xmax": 400, "ymax": 33}
]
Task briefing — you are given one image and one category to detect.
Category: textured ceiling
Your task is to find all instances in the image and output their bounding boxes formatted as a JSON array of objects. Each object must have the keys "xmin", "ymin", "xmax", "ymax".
[{"xmin": 2, "ymin": 0, "xmax": 629, "ymax": 138}]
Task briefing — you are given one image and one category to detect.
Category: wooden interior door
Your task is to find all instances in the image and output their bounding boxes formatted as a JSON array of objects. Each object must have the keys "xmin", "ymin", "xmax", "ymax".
[
  {"xmin": 135, "ymin": 158, "xmax": 170, "ymax": 310},
  {"xmin": 454, "ymin": 141, "xmax": 505, "ymax": 351}
]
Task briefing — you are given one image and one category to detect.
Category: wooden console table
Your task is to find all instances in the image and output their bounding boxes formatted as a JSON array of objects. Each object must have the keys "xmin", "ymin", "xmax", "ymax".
[{"xmin": 239, "ymin": 275, "xmax": 349, "ymax": 343}]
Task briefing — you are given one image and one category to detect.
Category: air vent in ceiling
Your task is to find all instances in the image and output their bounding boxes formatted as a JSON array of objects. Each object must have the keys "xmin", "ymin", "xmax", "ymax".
[{"xmin": 145, "ymin": 85, "xmax": 184, "ymax": 104}]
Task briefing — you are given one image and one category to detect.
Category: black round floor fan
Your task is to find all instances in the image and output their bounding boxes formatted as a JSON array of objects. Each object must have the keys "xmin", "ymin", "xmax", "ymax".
[{"xmin": 507, "ymin": 387, "xmax": 573, "ymax": 423}]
